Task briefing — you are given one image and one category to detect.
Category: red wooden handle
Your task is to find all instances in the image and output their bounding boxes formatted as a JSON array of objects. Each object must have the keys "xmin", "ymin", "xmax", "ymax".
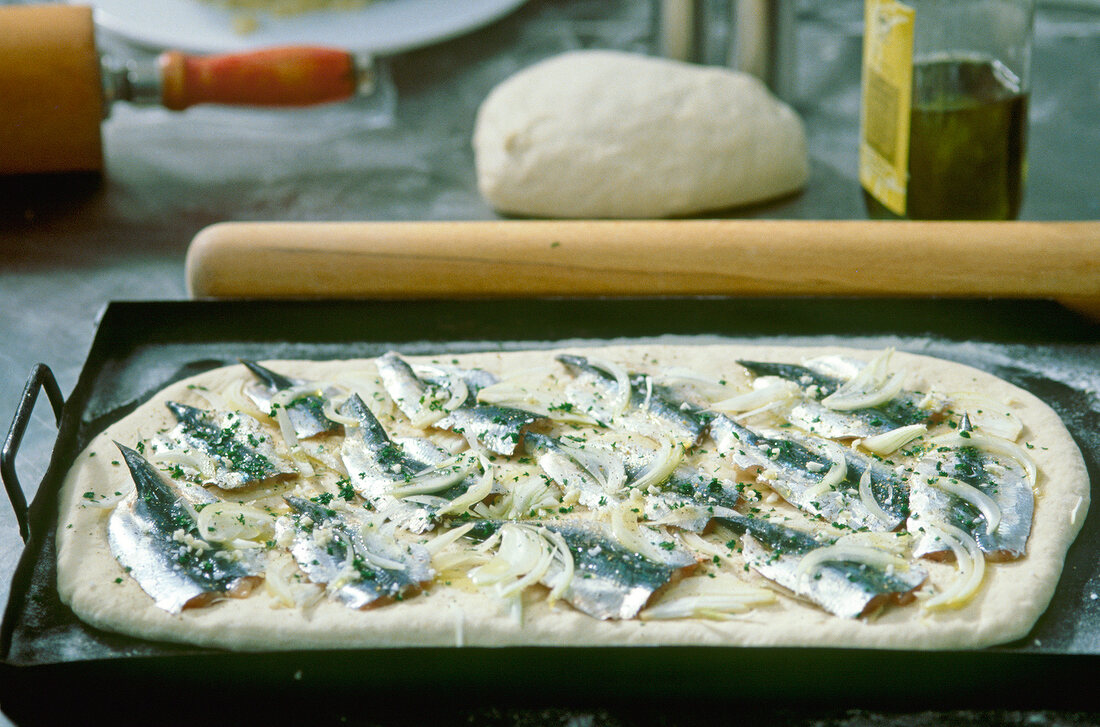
[{"xmin": 159, "ymin": 46, "xmax": 357, "ymax": 110}]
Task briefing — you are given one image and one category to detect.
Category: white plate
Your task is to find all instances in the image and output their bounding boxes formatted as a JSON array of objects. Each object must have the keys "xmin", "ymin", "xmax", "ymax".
[{"xmin": 82, "ymin": 0, "xmax": 529, "ymax": 54}]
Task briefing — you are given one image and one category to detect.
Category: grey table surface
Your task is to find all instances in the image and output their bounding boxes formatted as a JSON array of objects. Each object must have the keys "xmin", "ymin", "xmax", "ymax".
[{"xmin": 2, "ymin": 1, "xmax": 1099, "ymax": 724}]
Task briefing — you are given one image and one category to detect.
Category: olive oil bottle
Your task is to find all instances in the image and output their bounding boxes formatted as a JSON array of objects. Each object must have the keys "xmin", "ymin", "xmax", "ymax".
[
  {"xmin": 864, "ymin": 57, "xmax": 1029, "ymax": 220},
  {"xmin": 859, "ymin": 0, "xmax": 1035, "ymax": 220}
]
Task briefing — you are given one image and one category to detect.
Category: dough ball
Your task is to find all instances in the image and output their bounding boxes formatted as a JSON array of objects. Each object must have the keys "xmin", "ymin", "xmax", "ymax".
[{"xmin": 473, "ymin": 50, "xmax": 809, "ymax": 218}]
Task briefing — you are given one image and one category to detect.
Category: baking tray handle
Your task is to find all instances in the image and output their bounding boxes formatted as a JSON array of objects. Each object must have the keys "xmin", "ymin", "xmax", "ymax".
[{"xmin": 2, "ymin": 364, "xmax": 64, "ymax": 544}]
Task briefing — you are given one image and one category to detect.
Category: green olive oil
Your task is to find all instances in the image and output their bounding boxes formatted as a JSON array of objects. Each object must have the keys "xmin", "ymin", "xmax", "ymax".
[{"xmin": 864, "ymin": 58, "xmax": 1029, "ymax": 220}]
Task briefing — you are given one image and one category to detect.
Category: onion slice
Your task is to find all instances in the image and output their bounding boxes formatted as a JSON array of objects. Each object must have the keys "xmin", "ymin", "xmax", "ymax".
[
  {"xmin": 423, "ymin": 521, "xmax": 476, "ymax": 556},
  {"xmin": 929, "ymin": 477, "xmax": 1002, "ymax": 535},
  {"xmin": 433, "ymin": 455, "xmax": 495, "ymax": 516},
  {"xmin": 608, "ymin": 498, "xmax": 680, "ymax": 564},
  {"xmin": 273, "ymin": 404, "xmax": 300, "ymax": 449},
  {"xmin": 640, "ymin": 583, "xmax": 776, "ymax": 620},
  {"xmin": 857, "ymin": 469, "xmax": 896, "ymax": 526},
  {"xmin": 558, "ymin": 441, "xmax": 628, "ymax": 496},
  {"xmin": 543, "ymin": 528, "xmax": 575, "ymax": 605},
  {"xmin": 195, "ymin": 502, "xmax": 275, "ymax": 544},
  {"xmin": 860, "ymin": 424, "xmax": 927, "ymax": 456},
  {"xmin": 920, "ymin": 522, "xmax": 985, "ymax": 610},
  {"xmin": 628, "ymin": 436, "xmax": 684, "ymax": 492},
  {"xmin": 795, "ymin": 544, "xmax": 909, "ymax": 588},
  {"xmin": 414, "ymin": 365, "xmax": 470, "ymax": 413},
  {"xmin": 468, "ymin": 523, "xmax": 555, "ymax": 601},
  {"xmin": 321, "ymin": 397, "xmax": 362, "ymax": 427},
  {"xmin": 711, "ymin": 378, "xmax": 800, "ymax": 414},
  {"xmin": 804, "ymin": 458, "xmax": 847, "ymax": 499},
  {"xmin": 390, "ymin": 454, "xmax": 480, "ymax": 497},
  {"xmin": 222, "ymin": 379, "xmax": 269, "ymax": 419},
  {"xmin": 149, "ymin": 447, "xmax": 218, "ymax": 482},
  {"xmin": 350, "ymin": 531, "xmax": 410, "ymax": 572},
  {"xmin": 821, "ymin": 349, "xmax": 905, "ymax": 411},
  {"xmin": 652, "ymin": 367, "xmax": 732, "ymax": 398},
  {"xmin": 584, "ymin": 356, "xmax": 632, "ymax": 419}
]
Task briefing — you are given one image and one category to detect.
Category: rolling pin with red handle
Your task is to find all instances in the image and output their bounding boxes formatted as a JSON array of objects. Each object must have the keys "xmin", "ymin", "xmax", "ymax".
[
  {"xmin": 185, "ymin": 220, "xmax": 1100, "ymax": 316},
  {"xmin": 0, "ymin": 5, "xmax": 372, "ymax": 175}
]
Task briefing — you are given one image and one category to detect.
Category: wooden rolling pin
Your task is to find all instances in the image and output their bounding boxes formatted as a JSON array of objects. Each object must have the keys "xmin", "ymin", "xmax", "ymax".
[
  {"xmin": 0, "ymin": 5, "xmax": 368, "ymax": 175},
  {"xmin": 186, "ymin": 220, "xmax": 1100, "ymax": 314}
]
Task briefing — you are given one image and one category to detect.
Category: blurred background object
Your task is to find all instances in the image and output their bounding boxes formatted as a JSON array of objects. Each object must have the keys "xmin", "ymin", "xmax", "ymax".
[
  {"xmin": 859, "ymin": 0, "xmax": 1037, "ymax": 220},
  {"xmin": 658, "ymin": 0, "xmax": 798, "ymax": 102},
  {"xmin": 83, "ymin": 0, "xmax": 531, "ymax": 54},
  {"xmin": 0, "ymin": 5, "xmax": 379, "ymax": 175}
]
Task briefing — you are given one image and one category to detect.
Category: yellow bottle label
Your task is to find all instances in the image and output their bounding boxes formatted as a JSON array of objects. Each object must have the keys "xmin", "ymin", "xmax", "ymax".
[{"xmin": 859, "ymin": 0, "xmax": 915, "ymax": 217}]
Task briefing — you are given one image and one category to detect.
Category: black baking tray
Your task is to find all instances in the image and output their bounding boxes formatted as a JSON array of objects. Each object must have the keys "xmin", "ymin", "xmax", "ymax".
[{"xmin": 2, "ymin": 298, "xmax": 1098, "ymax": 723}]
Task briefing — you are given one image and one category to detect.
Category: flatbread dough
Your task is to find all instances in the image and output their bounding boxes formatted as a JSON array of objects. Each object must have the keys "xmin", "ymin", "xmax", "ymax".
[
  {"xmin": 56, "ymin": 345, "xmax": 1089, "ymax": 652},
  {"xmin": 473, "ymin": 50, "xmax": 809, "ymax": 218}
]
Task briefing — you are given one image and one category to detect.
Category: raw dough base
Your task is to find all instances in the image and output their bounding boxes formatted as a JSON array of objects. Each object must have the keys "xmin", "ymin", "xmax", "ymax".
[
  {"xmin": 56, "ymin": 345, "xmax": 1090, "ymax": 652},
  {"xmin": 473, "ymin": 51, "xmax": 810, "ymax": 218}
]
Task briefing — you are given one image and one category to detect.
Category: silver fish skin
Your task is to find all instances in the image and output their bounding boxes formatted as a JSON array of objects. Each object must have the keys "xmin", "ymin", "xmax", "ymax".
[
  {"xmin": 108, "ymin": 443, "xmax": 262, "ymax": 614},
  {"xmin": 468, "ymin": 519, "xmax": 695, "ymax": 620},
  {"xmin": 615, "ymin": 443, "xmax": 740, "ymax": 531},
  {"xmin": 391, "ymin": 435, "xmax": 451, "ymax": 466},
  {"xmin": 907, "ymin": 441, "xmax": 1033, "ymax": 560},
  {"xmin": 391, "ymin": 434, "xmax": 512, "ymax": 496},
  {"xmin": 375, "ymin": 351, "xmax": 442, "ymax": 424},
  {"xmin": 556, "ymin": 354, "xmax": 710, "ymax": 445},
  {"xmin": 522, "ymin": 432, "xmax": 739, "ymax": 530},
  {"xmin": 737, "ymin": 358, "xmax": 936, "ymax": 439},
  {"xmin": 523, "ymin": 432, "xmax": 614, "ymax": 510},
  {"xmin": 340, "ymin": 394, "xmax": 485, "ymax": 533},
  {"xmin": 783, "ymin": 429, "xmax": 909, "ymax": 529},
  {"xmin": 740, "ymin": 536, "xmax": 925, "ymax": 619},
  {"xmin": 389, "ymin": 435, "xmax": 507, "ymax": 499},
  {"xmin": 551, "ymin": 521, "xmax": 695, "ymax": 619},
  {"xmin": 417, "ymin": 361, "xmax": 498, "ymax": 402},
  {"xmin": 435, "ymin": 404, "xmax": 543, "ymax": 456},
  {"xmin": 376, "ymin": 351, "xmax": 543, "ymax": 455},
  {"xmin": 161, "ymin": 401, "xmax": 295, "ymax": 489},
  {"xmin": 375, "ymin": 351, "xmax": 498, "ymax": 417},
  {"xmin": 240, "ymin": 359, "xmax": 341, "ymax": 439},
  {"xmin": 280, "ymin": 496, "xmax": 433, "ymax": 609},
  {"xmin": 641, "ymin": 464, "xmax": 740, "ymax": 532},
  {"xmin": 709, "ymin": 415, "xmax": 902, "ymax": 532},
  {"xmin": 715, "ymin": 513, "xmax": 925, "ymax": 619}
]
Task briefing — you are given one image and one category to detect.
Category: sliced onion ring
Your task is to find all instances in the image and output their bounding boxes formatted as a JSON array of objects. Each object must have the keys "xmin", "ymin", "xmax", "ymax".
[
  {"xmin": 434, "ymin": 455, "xmax": 495, "ymax": 516},
  {"xmin": 821, "ymin": 349, "xmax": 905, "ymax": 411},
  {"xmin": 929, "ymin": 476, "xmax": 1002, "ymax": 535},
  {"xmin": 795, "ymin": 544, "xmax": 909, "ymax": 588},
  {"xmin": 804, "ymin": 458, "xmax": 847, "ymax": 499},
  {"xmin": 711, "ymin": 378, "xmax": 800, "ymax": 414},
  {"xmin": 640, "ymin": 586, "xmax": 775, "ymax": 620},
  {"xmin": 195, "ymin": 502, "xmax": 275, "ymax": 544},
  {"xmin": 583, "ymin": 355, "xmax": 632, "ymax": 418},
  {"xmin": 390, "ymin": 454, "xmax": 480, "ymax": 497},
  {"xmin": 858, "ymin": 469, "xmax": 896, "ymax": 525},
  {"xmin": 860, "ymin": 424, "xmax": 927, "ymax": 456},
  {"xmin": 920, "ymin": 522, "xmax": 985, "ymax": 610}
]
